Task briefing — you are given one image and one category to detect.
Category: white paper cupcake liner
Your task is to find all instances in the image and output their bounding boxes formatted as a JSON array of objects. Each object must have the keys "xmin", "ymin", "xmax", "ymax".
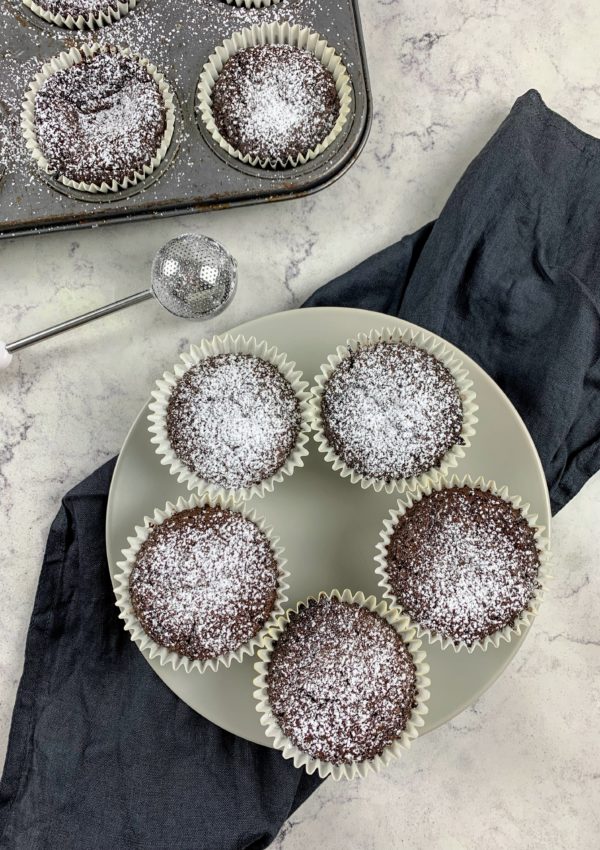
[
  {"xmin": 22, "ymin": 0, "xmax": 137, "ymax": 30},
  {"xmin": 21, "ymin": 43, "xmax": 175, "ymax": 194},
  {"xmin": 253, "ymin": 588, "xmax": 431, "ymax": 780},
  {"xmin": 114, "ymin": 492, "xmax": 290, "ymax": 674},
  {"xmin": 148, "ymin": 333, "xmax": 312, "ymax": 501},
  {"xmin": 310, "ymin": 326, "xmax": 479, "ymax": 495},
  {"xmin": 197, "ymin": 21, "xmax": 353, "ymax": 170},
  {"xmin": 374, "ymin": 473, "xmax": 552, "ymax": 653},
  {"xmin": 223, "ymin": 0, "xmax": 280, "ymax": 7}
]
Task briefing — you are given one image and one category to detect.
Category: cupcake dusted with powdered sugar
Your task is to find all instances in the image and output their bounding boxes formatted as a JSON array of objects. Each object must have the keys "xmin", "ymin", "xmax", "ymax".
[
  {"xmin": 319, "ymin": 340, "xmax": 465, "ymax": 483},
  {"xmin": 383, "ymin": 485, "xmax": 544, "ymax": 648},
  {"xmin": 128, "ymin": 504, "xmax": 282, "ymax": 662},
  {"xmin": 166, "ymin": 353, "xmax": 301, "ymax": 490},
  {"xmin": 149, "ymin": 336, "xmax": 311, "ymax": 500},
  {"xmin": 23, "ymin": 46, "xmax": 174, "ymax": 192},
  {"xmin": 23, "ymin": 0, "xmax": 137, "ymax": 29},
  {"xmin": 211, "ymin": 44, "xmax": 340, "ymax": 164},
  {"xmin": 29, "ymin": 0, "xmax": 121, "ymax": 19},
  {"xmin": 266, "ymin": 596, "xmax": 418, "ymax": 765}
]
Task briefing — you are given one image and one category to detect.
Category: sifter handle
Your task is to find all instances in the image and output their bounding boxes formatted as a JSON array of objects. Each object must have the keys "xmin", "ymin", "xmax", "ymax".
[{"xmin": 0, "ymin": 289, "xmax": 153, "ymax": 368}]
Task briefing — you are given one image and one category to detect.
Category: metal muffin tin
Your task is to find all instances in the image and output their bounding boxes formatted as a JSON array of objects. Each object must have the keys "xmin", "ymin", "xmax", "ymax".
[{"xmin": 0, "ymin": 0, "xmax": 372, "ymax": 238}]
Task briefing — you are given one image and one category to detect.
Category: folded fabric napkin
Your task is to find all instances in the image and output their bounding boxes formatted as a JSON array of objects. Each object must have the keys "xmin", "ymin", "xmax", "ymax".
[
  {"xmin": 2, "ymin": 89, "xmax": 598, "ymax": 849},
  {"xmin": 0, "ymin": 459, "xmax": 322, "ymax": 850},
  {"xmin": 305, "ymin": 89, "xmax": 600, "ymax": 515}
]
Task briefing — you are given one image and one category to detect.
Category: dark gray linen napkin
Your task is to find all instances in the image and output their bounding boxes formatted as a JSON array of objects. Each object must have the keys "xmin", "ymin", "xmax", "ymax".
[
  {"xmin": 0, "ymin": 458, "xmax": 322, "ymax": 850},
  {"xmin": 305, "ymin": 90, "xmax": 600, "ymax": 514},
  {"xmin": 2, "ymin": 88, "xmax": 599, "ymax": 849}
]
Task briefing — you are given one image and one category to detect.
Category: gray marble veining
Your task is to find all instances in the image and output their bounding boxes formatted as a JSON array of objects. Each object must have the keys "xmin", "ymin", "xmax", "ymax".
[{"xmin": 1, "ymin": 0, "xmax": 599, "ymax": 847}]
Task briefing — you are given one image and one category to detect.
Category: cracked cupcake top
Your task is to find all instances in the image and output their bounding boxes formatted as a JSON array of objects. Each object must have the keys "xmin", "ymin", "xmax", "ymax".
[{"xmin": 33, "ymin": 51, "xmax": 166, "ymax": 186}]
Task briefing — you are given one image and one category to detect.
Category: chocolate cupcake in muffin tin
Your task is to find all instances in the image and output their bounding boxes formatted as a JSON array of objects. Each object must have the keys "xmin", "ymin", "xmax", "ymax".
[
  {"xmin": 22, "ymin": 46, "xmax": 174, "ymax": 192},
  {"xmin": 211, "ymin": 44, "xmax": 340, "ymax": 164},
  {"xmin": 379, "ymin": 481, "xmax": 547, "ymax": 649},
  {"xmin": 198, "ymin": 24, "xmax": 352, "ymax": 169}
]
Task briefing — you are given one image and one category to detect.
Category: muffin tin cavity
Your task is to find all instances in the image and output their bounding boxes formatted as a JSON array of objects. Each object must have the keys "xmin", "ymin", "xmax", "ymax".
[{"xmin": 0, "ymin": 0, "xmax": 370, "ymax": 236}]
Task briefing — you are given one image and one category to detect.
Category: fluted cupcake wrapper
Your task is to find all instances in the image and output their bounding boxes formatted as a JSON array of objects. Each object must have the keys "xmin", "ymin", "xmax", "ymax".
[
  {"xmin": 114, "ymin": 492, "xmax": 290, "ymax": 674},
  {"xmin": 21, "ymin": 43, "xmax": 175, "ymax": 194},
  {"xmin": 197, "ymin": 21, "xmax": 353, "ymax": 170},
  {"xmin": 223, "ymin": 0, "xmax": 280, "ymax": 7},
  {"xmin": 21, "ymin": 0, "xmax": 137, "ymax": 29},
  {"xmin": 253, "ymin": 588, "xmax": 431, "ymax": 781},
  {"xmin": 374, "ymin": 473, "xmax": 553, "ymax": 653},
  {"xmin": 148, "ymin": 333, "xmax": 312, "ymax": 501},
  {"xmin": 309, "ymin": 326, "xmax": 479, "ymax": 495}
]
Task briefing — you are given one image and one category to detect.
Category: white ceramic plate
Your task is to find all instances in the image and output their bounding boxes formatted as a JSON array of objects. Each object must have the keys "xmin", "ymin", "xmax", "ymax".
[{"xmin": 106, "ymin": 307, "xmax": 551, "ymax": 747}]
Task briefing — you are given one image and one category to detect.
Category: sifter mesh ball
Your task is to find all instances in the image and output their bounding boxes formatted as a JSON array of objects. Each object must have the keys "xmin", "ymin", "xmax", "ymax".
[{"xmin": 151, "ymin": 233, "xmax": 238, "ymax": 320}]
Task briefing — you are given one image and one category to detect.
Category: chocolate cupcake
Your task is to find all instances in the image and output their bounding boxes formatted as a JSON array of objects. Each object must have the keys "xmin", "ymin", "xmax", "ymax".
[
  {"xmin": 166, "ymin": 353, "xmax": 300, "ymax": 489},
  {"xmin": 254, "ymin": 590, "xmax": 430, "ymax": 780},
  {"xmin": 211, "ymin": 44, "xmax": 339, "ymax": 162},
  {"xmin": 311, "ymin": 327, "xmax": 478, "ymax": 493},
  {"xmin": 22, "ymin": 45, "xmax": 175, "ymax": 193},
  {"xmin": 115, "ymin": 495, "xmax": 289, "ymax": 672},
  {"xmin": 22, "ymin": 0, "xmax": 137, "ymax": 29},
  {"xmin": 198, "ymin": 23, "xmax": 352, "ymax": 168},
  {"xmin": 376, "ymin": 476, "xmax": 550, "ymax": 651},
  {"xmin": 149, "ymin": 335, "xmax": 311, "ymax": 499}
]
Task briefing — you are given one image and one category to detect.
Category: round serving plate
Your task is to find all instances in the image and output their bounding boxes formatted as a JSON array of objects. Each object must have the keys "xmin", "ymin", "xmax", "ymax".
[{"xmin": 106, "ymin": 306, "xmax": 551, "ymax": 747}]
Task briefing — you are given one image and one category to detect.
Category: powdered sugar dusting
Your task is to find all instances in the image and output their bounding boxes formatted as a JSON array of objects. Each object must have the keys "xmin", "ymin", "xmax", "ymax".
[
  {"xmin": 129, "ymin": 506, "xmax": 279, "ymax": 660},
  {"xmin": 211, "ymin": 44, "xmax": 340, "ymax": 162},
  {"xmin": 33, "ymin": 0, "xmax": 119, "ymax": 15},
  {"xmin": 0, "ymin": 0, "xmax": 361, "ymax": 225},
  {"xmin": 166, "ymin": 353, "xmax": 301, "ymax": 490},
  {"xmin": 267, "ymin": 598, "xmax": 417, "ymax": 765},
  {"xmin": 386, "ymin": 487, "xmax": 541, "ymax": 646},
  {"xmin": 34, "ymin": 51, "xmax": 166, "ymax": 185},
  {"xmin": 321, "ymin": 341, "xmax": 464, "ymax": 481}
]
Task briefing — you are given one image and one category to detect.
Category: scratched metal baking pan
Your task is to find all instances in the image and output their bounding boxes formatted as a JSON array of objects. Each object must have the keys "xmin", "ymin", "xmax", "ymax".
[{"xmin": 0, "ymin": 0, "xmax": 371, "ymax": 238}]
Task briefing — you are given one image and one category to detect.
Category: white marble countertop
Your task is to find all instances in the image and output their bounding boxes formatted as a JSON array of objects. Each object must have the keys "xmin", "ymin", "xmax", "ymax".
[{"xmin": 1, "ymin": 0, "xmax": 599, "ymax": 847}]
